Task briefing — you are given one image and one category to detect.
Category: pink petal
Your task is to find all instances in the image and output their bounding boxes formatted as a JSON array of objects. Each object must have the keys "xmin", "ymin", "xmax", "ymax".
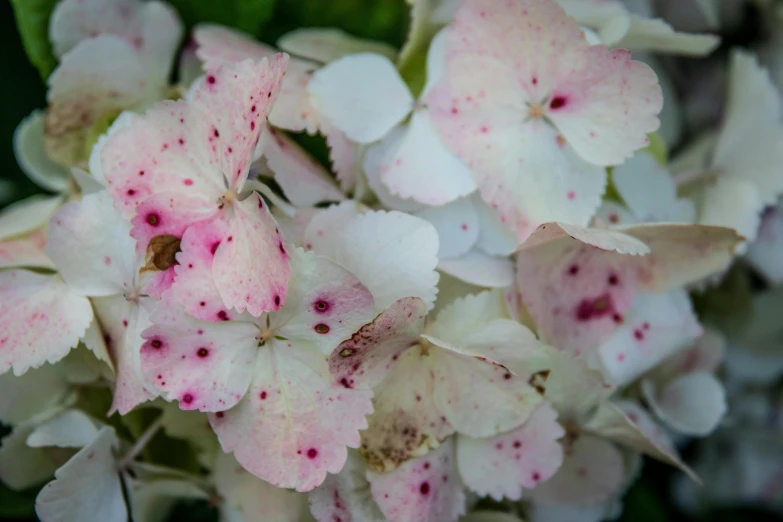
[
  {"xmin": 0, "ymin": 237, "xmax": 55, "ymax": 271},
  {"xmin": 210, "ymin": 346, "xmax": 373, "ymax": 492},
  {"xmin": 212, "ymin": 194, "xmax": 290, "ymax": 316},
  {"xmin": 329, "ymin": 297, "xmax": 428, "ymax": 390},
  {"xmin": 195, "ymin": 25, "xmax": 319, "ymax": 134},
  {"xmin": 140, "ymin": 298, "xmax": 258, "ymax": 412},
  {"xmin": 367, "ymin": 439, "xmax": 466, "ymax": 522},
  {"xmin": 456, "ymin": 403, "xmax": 565, "ymax": 501},
  {"xmin": 189, "ymin": 55, "xmax": 288, "ymax": 191},
  {"xmin": 95, "ymin": 295, "xmax": 157, "ymax": 415},
  {"xmin": 0, "ymin": 271, "xmax": 92, "ymax": 376},
  {"xmin": 308, "ymin": 451, "xmax": 386, "ymax": 522}
]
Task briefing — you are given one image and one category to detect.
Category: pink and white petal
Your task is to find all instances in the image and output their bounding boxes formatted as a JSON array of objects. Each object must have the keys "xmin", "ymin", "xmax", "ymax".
[
  {"xmin": 597, "ymin": 290, "xmax": 702, "ymax": 386},
  {"xmin": 439, "ymin": 109, "xmax": 607, "ymax": 242},
  {"xmin": 189, "ymin": 56, "xmax": 288, "ymax": 191},
  {"xmin": 210, "ymin": 344, "xmax": 373, "ymax": 492},
  {"xmin": 303, "ymin": 201, "xmax": 364, "ymax": 253},
  {"xmin": 46, "ymin": 35, "xmax": 151, "ymax": 168},
  {"xmin": 456, "ymin": 403, "xmax": 565, "ymax": 501},
  {"xmin": 430, "ymin": 336, "xmax": 543, "ymax": 438},
  {"xmin": 367, "ymin": 438, "xmax": 466, "ymax": 522},
  {"xmin": 612, "ymin": 153, "xmax": 695, "ymax": 223},
  {"xmin": 545, "ymin": 45, "xmax": 662, "ymax": 166},
  {"xmin": 13, "ymin": 112, "xmax": 70, "ymax": 193},
  {"xmin": 642, "ymin": 372, "xmax": 726, "ymax": 436},
  {"xmin": 168, "ymin": 217, "xmax": 236, "ymax": 322},
  {"xmin": 0, "ymin": 362, "xmax": 69, "ymax": 425},
  {"xmin": 0, "ymin": 195, "xmax": 63, "ymax": 242},
  {"xmin": 530, "ymin": 435, "xmax": 625, "ymax": 506},
  {"xmin": 140, "ymin": 300, "xmax": 258, "ymax": 412},
  {"xmin": 584, "ymin": 400, "xmax": 698, "ymax": 481},
  {"xmin": 273, "ymin": 248, "xmax": 375, "ymax": 355},
  {"xmin": 35, "ymin": 427, "xmax": 126, "ymax": 522},
  {"xmin": 308, "ymin": 450, "xmax": 386, "ymax": 522},
  {"xmin": 278, "ymin": 28, "xmax": 397, "ymax": 64},
  {"xmin": 260, "ymin": 126, "xmax": 344, "ymax": 206},
  {"xmin": 212, "ymin": 194, "xmax": 290, "ymax": 316},
  {"xmin": 0, "ymin": 232, "xmax": 52, "ymax": 270},
  {"xmin": 516, "ymin": 240, "xmax": 638, "ymax": 356},
  {"xmin": 360, "ymin": 348, "xmax": 453, "ymax": 472},
  {"xmin": 94, "ymin": 295, "xmax": 157, "ymax": 414},
  {"xmin": 380, "ymin": 111, "xmax": 477, "ymax": 206},
  {"xmin": 747, "ymin": 203, "xmax": 783, "ymax": 284},
  {"xmin": 322, "ymin": 119, "xmax": 362, "ymax": 192},
  {"xmin": 330, "ymin": 297, "xmax": 427, "ymax": 390},
  {"xmin": 0, "ymin": 271, "xmax": 92, "ymax": 376},
  {"xmin": 438, "ymin": 250, "xmax": 514, "ymax": 288},
  {"xmin": 195, "ymin": 25, "xmax": 278, "ymax": 68},
  {"xmin": 362, "ymin": 127, "xmax": 425, "ymax": 213},
  {"xmin": 415, "ymin": 196, "xmax": 479, "ymax": 259},
  {"xmin": 99, "ymin": 99, "xmax": 224, "ymax": 220},
  {"xmin": 517, "ymin": 222, "xmax": 649, "ymax": 256},
  {"xmin": 619, "ymin": 222, "xmax": 743, "ymax": 289},
  {"xmin": 309, "ymin": 54, "xmax": 413, "ymax": 144},
  {"xmin": 131, "ymin": 2, "xmax": 184, "ymax": 83},
  {"xmin": 328, "ymin": 211, "xmax": 440, "ymax": 311},
  {"xmin": 473, "ymin": 196, "xmax": 517, "ymax": 257},
  {"xmin": 270, "ymin": 58, "xmax": 320, "ymax": 135},
  {"xmin": 46, "ymin": 192, "xmax": 140, "ymax": 296}
]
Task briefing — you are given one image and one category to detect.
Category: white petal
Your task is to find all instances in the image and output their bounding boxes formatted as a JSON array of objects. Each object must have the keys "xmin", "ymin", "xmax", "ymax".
[
  {"xmin": 278, "ymin": 28, "xmax": 397, "ymax": 64},
  {"xmin": 13, "ymin": 111, "xmax": 70, "ymax": 192},
  {"xmin": 260, "ymin": 126, "xmax": 344, "ymax": 206},
  {"xmin": 611, "ymin": 15, "xmax": 719, "ymax": 56},
  {"xmin": 693, "ymin": 178, "xmax": 763, "ymax": 247},
  {"xmin": 0, "ymin": 194, "xmax": 63, "ymax": 242},
  {"xmin": 35, "ymin": 427, "xmax": 127, "ymax": 522},
  {"xmin": 0, "ymin": 421, "xmax": 59, "ymax": 490},
  {"xmin": 0, "ymin": 363, "xmax": 69, "ymax": 424},
  {"xmin": 127, "ymin": 478, "xmax": 209, "ymax": 522},
  {"xmin": 530, "ymin": 434, "xmax": 625, "ymax": 506},
  {"xmin": 45, "ymin": 191, "xmax": 140, "ymax": 296},
  {"xmin": 642, "ymin": 372, "xmax": 726, "ymax": 436},
  {"xmin": 316, "ymin": 210, "xmax": 440, "ymax": 311},
  {"xmin": 363, "ymin": 127, "xmax": 425, "ymax": 213},
  {"xmin": 438, "ymin": 250, "xmax": 514, "ymax": 288},
  {"xmin": 584, "ymin": 401, "xmax": 698, "ymax": 482},
  {"xmin": 309, "ymin": 53, "xmax": 414, "ymax": 144},
  {"xmin": 747, "ymin": 203, "xmax": 783, "ymax": 284},
  {"xmin": 380, "ymin": 111, "xmax": 477, "ymax": 206},
  {"xmin": 612, "ymin": 153, "xmax": 695, "ymax": 223},
  {"xmin": 27, "ymin": 409, "xmax": 100, "ymax": 448},
  {"xmin": 472, "ymin": 195, "xmax": 517, "ymax": 256},
  {"xmin": 415, "ymin": 197, "xmax": 479, "ymax": 259}
]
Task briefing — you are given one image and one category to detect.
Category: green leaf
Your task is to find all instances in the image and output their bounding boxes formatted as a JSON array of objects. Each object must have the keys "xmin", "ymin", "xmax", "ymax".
[
  {"xmin": 0, "ymin": 481, "xmax": 37, "ymax": 518},
  {"xmin": 619, "ymin": 481, "xmax": 670, "ymax": 522},
  {"xmin": 10, "ymin": 0, "xmax": 58, "ymax": 81},
  {"xmin": 166, "ymin": 0, "xmax": 276, "ymax": 37}
]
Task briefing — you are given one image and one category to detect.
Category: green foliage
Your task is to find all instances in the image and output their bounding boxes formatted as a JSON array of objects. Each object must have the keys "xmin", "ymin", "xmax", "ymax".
[
  {"xmin": 166, "ymin": 0, "xmax": 276, "ymax": 37},
  {"xmin": 9, "ymin": 0, "xmax": 58, "ymax": 81},
  {"xmin": 0, "ymin": 481, "xmax": 37, "ymax": 518},
  {"xmin": 267, "ymin": 0, "xmax": 407, "ymax": 46}
]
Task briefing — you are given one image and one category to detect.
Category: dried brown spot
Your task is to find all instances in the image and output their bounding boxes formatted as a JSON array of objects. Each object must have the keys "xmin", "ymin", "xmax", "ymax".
[
  {"xmin": 528, "ymin": 369, "xmax": 550, "ymax": 395},
  {"xmin": 142, "ymin": 234, "xmax": 181, "ymax": 272}
]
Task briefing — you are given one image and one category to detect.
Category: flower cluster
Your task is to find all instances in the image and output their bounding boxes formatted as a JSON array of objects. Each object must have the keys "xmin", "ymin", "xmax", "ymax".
[{"xmin": 1, "ymin": 0, "xmax": 781, "ymax": 521}]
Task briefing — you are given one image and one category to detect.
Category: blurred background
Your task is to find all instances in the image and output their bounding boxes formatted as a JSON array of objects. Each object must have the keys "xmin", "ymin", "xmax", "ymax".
[{"xmin": 2, "ymin": 0, "xmax": 783, "ymax": 521}]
